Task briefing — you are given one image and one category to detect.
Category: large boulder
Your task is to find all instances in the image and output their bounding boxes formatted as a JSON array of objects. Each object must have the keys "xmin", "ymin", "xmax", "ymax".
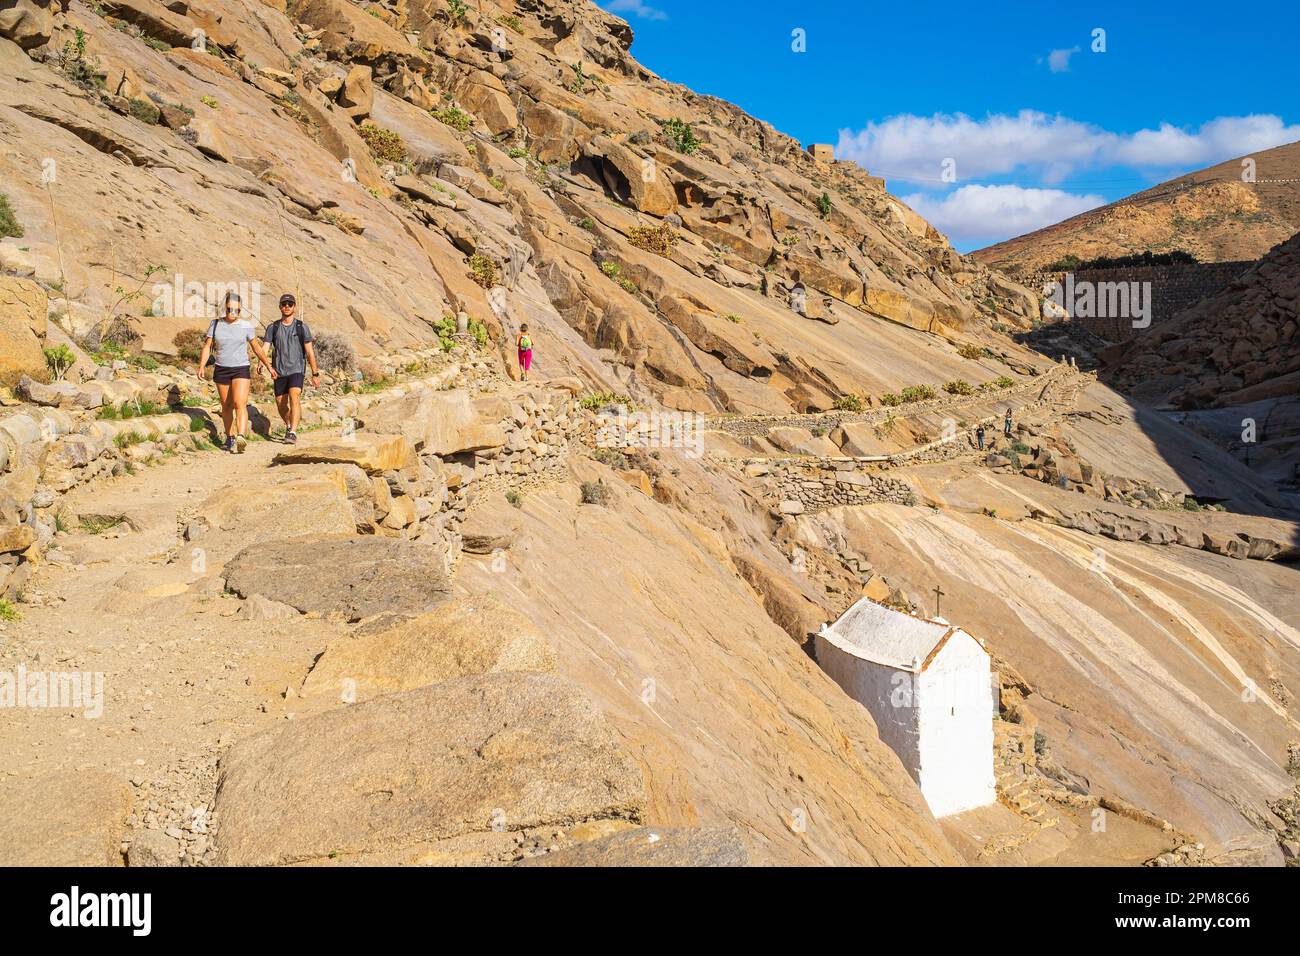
[
  {"xmin": 587, "ymin": 135, "xmax": 677, "ymax": 217},
  {"xmin": 300, "ymin": 593, "xmax": 555, "ymax": 702},
  {"xmin": 214, "ymin": 672, "xmax": 645, "ymax": 865},
  {"xmin": 336, "ymin": 64, "xmax": 374, "ymax": 120},
  {"xmin": 223, "ymin": 534, "xmax": 452, "ymax": 621},
  {"xmin": 272, "ymin": 433, "xmax": 418, "ymax": 476},
  {"xmin": 0, "ymin": 274, "xmax": 47, "ymax": 388},
  {"xmin": 458, "ymin": 493, "xmax": 522, "ymax": 553},
  {"xmin": 456, "ymin": 70, "xmax": 517, "ymax": 135},
  {"xmin": 192, "ymin": 474, "xmax": 356, "ymax": 547},
  {"xmin": 0, "ymin": 0, "xmax": 54, "ymax": 50},
  {"xmin": 0, "ymin": 771, "xmax": 131, "ymax": 866},
  {"xmin": 361, "ymin": 389, "xmax": 505, "ymax": 455}
]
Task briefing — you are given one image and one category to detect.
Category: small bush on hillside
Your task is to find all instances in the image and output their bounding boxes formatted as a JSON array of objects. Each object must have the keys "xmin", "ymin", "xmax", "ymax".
[
  {"xmin": 1009, "ymin": 441, "xmax": 1032, "ymax": 455},
  {"xmin": 899, "ymin": 384, "xmax": 936, "ymax": 403},
  {"xmin": 879, "ymin": 392, "xmax": 901, "ymax": 407},
  {"xmin": 957, "ymin": 342, "xmax": 984, "ymax": 361},
  {"xmin": 833, "ymin": 394, "xmax": 866, "ymax": 412},
  {"xmin": 505, "ymin": 488, "xmax": 524, "ymax": 507},
  {"xmin": 467, "ymin": 253, "xmax": 496, "ymax": 288},
  {"xmin": 497, "ymin": 14, "xmax": 522, "ymax": 33},
  {"xmin": 0, "ymin": 193, "xmax": 23, "ymax": 239},
  {"xmin": 981, "ymin": 375, "xmax": 1016, "ymax": 391},
  {"xmin": 943, "ymin": 379, "xmax": 975, "ymax": 395},
  {"xmin": 313, "ymin": 332, "xmax": 357, "ymax": 376},
  {"xmin": 44, "ymin": 345, "xmax": 75, "ymax": 382},
  {"xmin": 600, "ymin": 261, "xmax": 622, "ymax": 278},
  {"xmin": 173, "ymin": 328, "xmax": 206, "ymax": 362},
  {"xmin": 433, "ymin": 106, "xmax": 473, "ymax": 131},
  {"xmin": 580, "ymin": 479, "xmax": 611, "ymax": 506},
  {"xmin": 618, "ymin": 278, "xmax": 638, "ymax": 294},
  {"xmin": 580, "ymin": 391, "xmax": 634, "ymax": 412},
  {"xmin": 508, "ymin": 146, "xmax": 528, "ymax": 159},
  {"xmin": 358, "ymin": 123, "xmax": 407, "ymax": 164},
  {"xmin": 128, "ymin": 98, "xmax": 160, "ymax": 125},
  {"xmin": 816, "ymin": 192, "xmax": 832, "ymax": 219},
  {"xmin": 627, "ymin": 223, "xmax": 677, "ymax": 256},
  {"xmin": 1045, "ymin": 253, "xmax": 1082, "ymax": 272},
  {"xmin": 0, "ymin": 599, "xmax": 21, "ymax": 623},
  {"xmin": 659, "ymin": 117, "xmax": 699, "ymax": 154},
  {"xmin": 591, "ymin": 446, "xmax": 630, "ymax": 470}
]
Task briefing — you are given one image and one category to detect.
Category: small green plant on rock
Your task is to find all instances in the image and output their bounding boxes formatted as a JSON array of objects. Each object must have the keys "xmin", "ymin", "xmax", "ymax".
[
  {"xmin": 128, "ymin": 98, "xmax": 160, "ymax": 125},
  {"xmin": 200, "ymin": 95, "xmax": 218, "ymax": 109},
  {"xmin": 943, "ymin": 379, "xmax": 975, "ymax": 395},
  {"xmin": 43, "ymin": 345, "xmax": 75, "ymax": 382},
  {"xmin": 467, "ymin": 253, "xmax": 496, "ymax": 288},
  {"xmin": 899, "ymin": 384, "xmax": 936, "ymax": 403},
  {"xmin": 358, "ymin": 123, "xmax": 408, "ymax": 164},
  {"xmin": 447, "ymin": 0, "xmax": 468, "ymax": 26},
  {"xmin": 816, "ymin": 192, "xmax": 832, "ymax": 219},
  {"xmin": 433, "ymin": 106, "xmax": 473, "ymax": 131},
  {"xmin": 660, "ymin": 117, "xmax": 699, "ymax": 154},
  {"xmin": 580, "ymin": 479, "xmax": 611, "ymax": 506},
  {"xmin": 627, "ymin": 223, "xmax": 677, "ymax": 256},
  {"xmin": 0, "ymin": 599, "xmax": 21, "ymax": 623},
  {"xmin": 833, "ymin": 394, "xmax": 866, "ymax": 412},
  {"xmin": 0, "ymin": 193, "xmax": 24, "ymax": 239}
]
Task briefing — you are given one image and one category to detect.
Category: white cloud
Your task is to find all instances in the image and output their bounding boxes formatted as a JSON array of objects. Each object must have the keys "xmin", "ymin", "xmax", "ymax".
[
  {"xmin": 901, "ymin": 184, "xmax": 1106, "ymax": 246},
  {"xmin": 605, "ymin": 0, "xmax": 669, "ymax": 20},
  {"xmin": 1046, "ymin": 46, "xmax": 1080, "ymax": 72},
  {"xmin": 837, "ymin": 111, "xmax": 1300, "ymax": 185}
]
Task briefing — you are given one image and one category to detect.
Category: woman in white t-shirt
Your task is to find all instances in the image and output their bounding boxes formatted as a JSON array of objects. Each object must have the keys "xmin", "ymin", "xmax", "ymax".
[{"xmin": 196, "ymin": 292, "xmax": 276, "ymax": 453}]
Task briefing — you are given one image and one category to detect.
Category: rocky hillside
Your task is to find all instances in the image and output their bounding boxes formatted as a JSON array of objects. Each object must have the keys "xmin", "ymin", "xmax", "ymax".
[
  {"xmin": 1110, "ymin": 230, "xmax": 1300, "ymax": 408},
  {"xmin": 0, "ymin": 0, "xmax": 1044, "ymax": 415},
  {"xmin": 973, "ymin": 141, "xmax": 1300, "ymax": 275},
  {"xmin": 2, "ymin": 0, "xmax": 1299, "ymax": 869}
]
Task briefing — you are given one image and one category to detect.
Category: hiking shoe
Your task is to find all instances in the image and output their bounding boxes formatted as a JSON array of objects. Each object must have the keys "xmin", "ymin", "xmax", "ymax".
[
  {"xmin": 286, "ymin": 430, "xmax": 298, "ymax": 445},
  {"xmin": 235, "ymin": 434, "xmax": 247, "ymax": 454},
  {"xmin": 223, "ymin": 435, "xmax": 234, "ymax": 453}
]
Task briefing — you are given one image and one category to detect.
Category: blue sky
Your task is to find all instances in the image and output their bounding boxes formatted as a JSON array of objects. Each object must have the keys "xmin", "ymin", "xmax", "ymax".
[{"xmin": 599, "ymin": 0, "xmax": 1300, "ymax": 250}]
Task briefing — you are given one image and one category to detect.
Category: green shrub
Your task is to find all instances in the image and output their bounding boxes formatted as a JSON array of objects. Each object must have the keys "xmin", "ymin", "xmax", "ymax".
[
  {"xmin": 1009, "ymin": 440, "xmax": 1032, "ymax": 455},
  {"xmin": 577, "ymin": 216, "xmax": 595, "ymax": 231},
  {"xmin": 467, "ymin": 253, "xmax": 496, "ymax": 288},
  {"xmin": 833, "ymin": 394, "xmax": 866, "ymax": 412},
  {"xmin": 507, "ymin": 146, "xmax": 528, "ymax": 158},
  {"xmin": 600, "ymin": 261, "xmax": 622, "ymax": 278},
  {"xmin": 0, "ymin": 599, "xmax": 21, "ymax": 622},
  {"xmin": 983, "ymin": 375, "xmax": 1016, "ymax": 390},
  {"xmin": 497, "ymin": 14, "xmax": 522, "ymax": 33},
  {"xmin": 660, "ymin": 117, "xmax": 699, "ymax": 154},
  {"xmin": 128, "ymin": 98, "xmax": 160, "ymax": 125},
  {"xmin": 879, "ymin": 392, "xmax": 901, "ymax": 407},
  {"xmin": 724, "ymin": 313, "xmax": 740, "ymax": 323},
  {"xmin": 357, "ymin": 123, "xmax": 407, "ymax": 163},
  {"xmin": 505, "ymin": 488, "xmax": 523, "ymax": 507},
  {"xmin": 0, "ymin": 192, "xmax": 23, "ymax": 239},
  {"xmin": 957, "ymin": 342, "xmax": 984, "ymax": 360},
  {"xmin": 487, "ymin": 175, "xmax": 505, "ymax": 191},
  {"xmin": 433, "ymin": 106, "xmax": 473, "ymax": 131},
  {"xmin": 447, "ymin": 0, "xmax": 467, "ymax": 26},
  {"xmin": 899, "ymin": 384, "xmax": 936, "ymax": 403},
  {"xmin": 580, "ymin": 479, "xmax": 611, "ymax": 506},
  {"xmin": 44, "ymin": 345, "xmax": 75, "ymax": 381},
  {"xmin": 592, "ymin": 446, "xmax": 630, "ymax": 470},
  {"xmin": 113, "ymin": 431, "xmax": 147, "ymax": 449},
  {"xmin": 618, "ymin": 278, "xmax": 638, "ymax": 294},
  {"xmin": 943, "ymin": 379, "xmax": 975, "ymax": 395},
  {"xmin": 580, "ymin": 391, "xmax": 634, "ymax": 411},
  {"xmin": 627, "ymin": 223, "xmax": 677, "ymax": 256},
  {"xmin": 200, "ymin": 95, "xmax": 218, "ymax": 109},
  {"xmin": 816, "ymin": 192, "xmax": 832, "ymax": 218}
]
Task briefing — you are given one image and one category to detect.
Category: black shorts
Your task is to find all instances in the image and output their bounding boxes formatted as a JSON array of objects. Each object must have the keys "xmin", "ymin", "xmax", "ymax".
[
  {"xmin": 273, "ymin": 372, "xmax": 305, "ymax": 396},
  {"xmin": 213, "ymin": 365, "xmax": 250, "ymax": 384}
]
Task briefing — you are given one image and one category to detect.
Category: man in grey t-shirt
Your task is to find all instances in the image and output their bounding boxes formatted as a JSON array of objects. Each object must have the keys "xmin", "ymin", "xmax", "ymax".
[{"xmin": 263, "ymin": 293, "xmax": 321, "ymax": 444}]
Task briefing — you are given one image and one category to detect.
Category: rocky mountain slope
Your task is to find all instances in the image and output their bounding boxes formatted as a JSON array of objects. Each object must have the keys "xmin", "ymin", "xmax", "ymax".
[
  {"xmin": 973, "ymin": 141, "xmax": 1300, "ymax": 275},
  {"xmin": 0, "ymin": 0, "xmax": 1045, "ymax": 415},
  {"xmin": 2, "ymin": 0, "xmax": 1299, "ymax": 868},
  {"xmin": 1110, "ymin": 230, "xmax": 1300, "ymax": 409}
]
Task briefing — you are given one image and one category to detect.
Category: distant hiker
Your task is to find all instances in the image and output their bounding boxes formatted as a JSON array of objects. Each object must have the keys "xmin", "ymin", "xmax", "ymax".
[
  {"xmin": 516, "ymin": 324, "xmax": 533, "ymax": 381},
  {"xmin": 976, "ymin": 424, "xmax": 986, "ymax": 451},
  {"xmin": 197, "ymin": 292, "xmax": 276, "ymax": 453},
  {"xmin": 263, "ymin": 293, "xmax": 320, "ymax": 444},
  {"xmin": 1003, "ymin": 408, "xmax": 1013, "ymax": 438}
]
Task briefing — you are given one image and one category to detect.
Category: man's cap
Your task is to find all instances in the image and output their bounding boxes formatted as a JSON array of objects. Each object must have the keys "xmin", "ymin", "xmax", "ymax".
[{"xmin": 279, "ymin": 293, "xmax": 296, "ymax": 306}]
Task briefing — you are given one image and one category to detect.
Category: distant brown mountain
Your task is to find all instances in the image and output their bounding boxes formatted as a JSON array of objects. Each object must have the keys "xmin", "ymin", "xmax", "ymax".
[{"xmin": 973, "ymin": 141, "xmax": 1300, "ymax": 274}]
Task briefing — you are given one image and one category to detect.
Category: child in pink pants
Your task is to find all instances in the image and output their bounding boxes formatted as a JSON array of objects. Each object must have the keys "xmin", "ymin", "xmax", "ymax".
[{"xmin": 516, "ymin": 324, "xmax": 533, "ymax": 381}]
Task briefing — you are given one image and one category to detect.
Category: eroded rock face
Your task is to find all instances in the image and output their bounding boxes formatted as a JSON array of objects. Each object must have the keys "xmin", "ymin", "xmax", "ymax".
[
  {"xmin": 214, "ymin": 672, "xmax": 644, "ymax": 865},
  {"xmin": 0, "ymin": 275, "xmax": 48, "ymax": 388},
  {"xmin": 223, "ymin": 534, "xmax": 452, "ymax": 621},
  {"xmin": 0, "ymin": 770, "xmax": 131, "ymax": 866},
  {"xmin": 517, "ymin": 826, "xmax": 749, "ymax": 866},
  {"xmin": 0, "ymin": 0, "xmax": 53, "ymax": 50},
  {"xmin": 300, "ymin": 594, "xmax": 555, "ymax": 702}
]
